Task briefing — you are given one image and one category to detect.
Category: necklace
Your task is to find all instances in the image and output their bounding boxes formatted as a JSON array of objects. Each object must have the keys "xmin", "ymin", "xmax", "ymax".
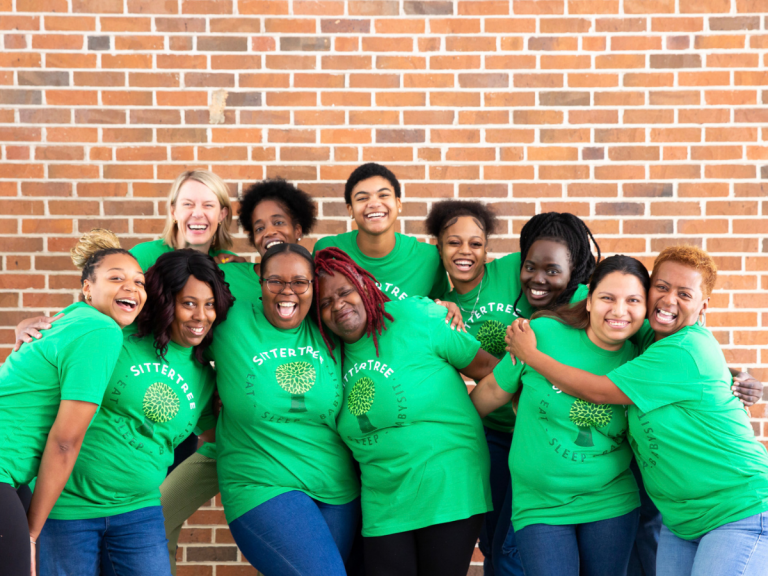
[{"xmin": 457, "ymin": 273, "xmax": 485, "ymax": 320}]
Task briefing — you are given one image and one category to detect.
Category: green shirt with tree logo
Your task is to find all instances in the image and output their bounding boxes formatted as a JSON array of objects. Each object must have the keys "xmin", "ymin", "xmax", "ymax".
[
  {"xmin": 210, "ymin": 297, "xmax": 359, "ymax": 523},
  {"xmin": 313, "ymin": 231, "xmax": 449, "ymax": 300},
  {"xmin": 0, "ymin": 302, "xmax": 123, "ymax": 489},
  {"xmin": 493, "ymin": 317, "xmax": 640, "ymax": 531},
  {"xmin": 49, "ymin": 327, "xmax": 216, "ymax": 519},
  {"xmin": 339, "ymin": 297, "xmax": 492, "ymax": 536},
  {"xmin": 130, "ymin": 239, "xmax": 237, "ymax": 272},
  {"xmin": 609, "ymin": 322, "xmax": 768, "ymax": 540}
]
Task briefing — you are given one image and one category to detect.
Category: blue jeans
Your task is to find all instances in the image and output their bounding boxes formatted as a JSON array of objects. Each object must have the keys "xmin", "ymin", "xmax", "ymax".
[
  {"xmin": 38, "ymin": 506, "xmax": 170, "ymax": 576},
  {"xmin": 516, "ymin": 508, "xmax": 640, "ymax": 576},
  {"xmin": 628, "ymin": 458, "xmax": 661, "ymax": 576},
  {"xmin": 229, "ymin": 491, "xmax": 360, "ymax": 576},
  {"xmin": 656, "ymin": 511, "xmax": 768, "ymax": 576},
  {"xmin": 490, "ymin": 484, "xmax": 524, "ymax": 576}
]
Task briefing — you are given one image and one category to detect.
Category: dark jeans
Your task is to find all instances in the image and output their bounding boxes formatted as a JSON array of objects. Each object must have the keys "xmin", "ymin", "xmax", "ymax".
[
  {"xmin": 0, "ymin": 482, "xmax": 30, "ymax": 576},
  {"xmin": 364, "ymin": 514, "xmax": 485, "ymax": 576},
  {"xmin": 167, "ymin": 432, "xmax": 198, "ymax": 476},
  {"xmin": 39, "ymin": 505, "xmax": 170, "ymax": 576},
  {"xmin": 628, "ymin": 458, "xmax": 662, "ymax": 576},
  {"xmin": 516, "ymin": 508, "xmax": 640, "ymax": 576},
  {"xmin": 229, "ymin": 491, "xmax": 360, "ymax": 576}
]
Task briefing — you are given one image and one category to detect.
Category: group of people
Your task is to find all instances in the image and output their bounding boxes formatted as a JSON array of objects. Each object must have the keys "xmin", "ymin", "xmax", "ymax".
[{"xmin": 0, "ymin": 161, "xmax": 766, "ymax": 576}]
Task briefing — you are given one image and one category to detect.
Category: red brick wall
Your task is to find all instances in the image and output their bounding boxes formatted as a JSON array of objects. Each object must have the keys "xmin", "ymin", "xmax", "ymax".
[{"xmin": 2, "ymin": 0, "xmax": 767, "ymax": 573}]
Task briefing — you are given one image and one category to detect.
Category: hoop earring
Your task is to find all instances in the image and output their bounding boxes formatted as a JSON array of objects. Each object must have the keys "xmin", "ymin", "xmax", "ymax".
[
  {"xmin": 699, "ymin": 312, "xmax": 706, "ymax": 326},
  {"xmin": 86, "ymin": 294, "xmax": 92, "ymax": 302}
]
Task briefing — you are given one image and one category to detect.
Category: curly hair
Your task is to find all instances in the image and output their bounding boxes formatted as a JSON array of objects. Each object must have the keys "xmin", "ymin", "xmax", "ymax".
[
  {"xmin": 314, "ymin": 247, "xmax": 393, "ymax": 361},
  {"xmin": 344, "ymin": 162, "xmax": 401, "ymax": 205},
  {"xmin": 653, "ymin": 245, "xmax": 717, "ymax": 297},
  {"xmin": 238, "ymin": 179, "xmax": 316, "ymax": 249},
  {"xmin": 424, "ymin": 200, "xmax": 498, "ymax": 239},
  {"xmin": 514, "ymin": 212, "xmax": 601, "ymax": 314},
  {"xmin": 71, "ymin": 228, "xmax": 136, "ymax": 286},
  {"xmin": 136, "ymin": 249, "xmax": 234, "ymax": 364}
]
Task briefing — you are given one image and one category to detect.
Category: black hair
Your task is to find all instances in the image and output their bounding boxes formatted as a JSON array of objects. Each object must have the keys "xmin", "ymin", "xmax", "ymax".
[
  {"xmin": 70, "ymin": 229, "xmax": 136, "ymax": 286},
  {"xmin": 80, "ymin": 249, "xmax": 135, "ymax": 285},
  {"xmin": 514, "ymin": 212, "xmax": 601, "ymax": 314},
  {"xmin": 533, "ymin": 255, "xmax": 650, "ymax": 330},
  {"xmin": 260, "ymin": 242, "xmax": 315, "ymax": 280},
  {"xmin": 344, "ymin": 162, "xmax": 401, "ymax": 205},
  {"xmin": 425, "ymin": 200, "xmax": 498, "ymax": 239},
  {"xmin": 135, "ymin": 249, "xmax": 235, "ymax": 365},
  {"xmin": 238, "ymin": 178, "xmax": 316, "ymax": 248}
]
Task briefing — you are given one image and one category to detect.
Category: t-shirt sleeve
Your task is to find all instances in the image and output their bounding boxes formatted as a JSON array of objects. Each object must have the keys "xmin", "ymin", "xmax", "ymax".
[
  {"xmin": 493, "ymin": 353, "xmax": 524, "ymax": 394},
  {"xmin": 194, "ymin": 372, "xmax": 217, "ymax": 433},
  {"xmin": 629, "ymin": 320, "xmax": 655, "ymax": 353},
  {"xmin": 58, "ymin": 326, "xmax": 124, "ymax": 405},
  {"xmin": 428, "ymin": 259, "xmax": 451, "ymax": 300},
  {"xmin": 607, "ymin": 337, "xmax": 704, "ymax": 413},
  {"xmin": 312, "ymin": 235, "xmax": 331, "ymax": 256},
  {"xmin": 426, "ymin": 300, "xmax": 481, "ymax": 369},
  {"xmin": 128, "ymin": 243, "xmax": 153, "ymax": 272}
]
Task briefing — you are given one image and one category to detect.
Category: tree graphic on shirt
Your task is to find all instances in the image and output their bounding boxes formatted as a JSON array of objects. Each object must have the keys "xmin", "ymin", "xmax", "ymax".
[
  {"xmin": 275, "ymin": 361, "xmax": 316, "ymax": 413},
  {"xmin": 476, "ymin": 320, "xmax": 506, "ymax": 357},
  {"xmin": 140, "ymin": 382, "xmax": 180, "ymax": 438},
  {"xmin": 347, "ymin": 376, "xmax": 376, "ymax": 434},
  {"xmin": 568, "ymin": 398, "xmax": 613, "ymax": 447}
]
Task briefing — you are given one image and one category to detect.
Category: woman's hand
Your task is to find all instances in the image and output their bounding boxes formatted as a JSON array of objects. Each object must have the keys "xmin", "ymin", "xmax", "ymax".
[
  {"xmin": 13, "ymin": 313, "xmax": 63, "ymax": 352},
  {"xmin": 505, "ymin": 319, "xmax": 538, "ymax": 365},
  {"xmin": 433, "ymin": 300, "xmax": 466, "ymax": 332},
  {"xmin": 732, "ymin": 371, "xmax": 763, "ymax": 407},
  {"xmin": 214, "ymin": 254, "xmax": 247, "ymax": 265}
]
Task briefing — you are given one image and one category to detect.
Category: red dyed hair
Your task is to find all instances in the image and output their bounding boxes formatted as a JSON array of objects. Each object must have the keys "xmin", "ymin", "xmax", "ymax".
[{"xmin": 314, "ymin": 247, "xmax": 393, "ymax": 360}]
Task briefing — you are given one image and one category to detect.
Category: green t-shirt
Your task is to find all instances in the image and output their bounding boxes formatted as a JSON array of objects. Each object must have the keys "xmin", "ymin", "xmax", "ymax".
[
  {"xmin": 49, "ymin": 328, "xmax": 216, "ymax": 519},
  {"xmin": 609, "ymin": 322, "xmax": 768, "ymax": 540},
  {"xmin": 0, "ymin": 302, "xmax": 123, "ymax": 488},
  {"xmin": 313, "ymin": 231, "xmax": 449, "ymax": 300},
  {"xmin": 130, "ymin": 238, "xmax": 236, "ymax": 272},
  {"xmin": 493, "ymin": 317, "xmax": 640, "ymax": 531},
  {"xmin": 339, "ymin": 297, "xmax": 492, "ymax": 536},
  {"xmin": 442, "ymin": 253, "xmax": 533, "ymax": 433},
  {"xmin": 210, "ymin": 297, "xmax": 359, "ymax": 523}
]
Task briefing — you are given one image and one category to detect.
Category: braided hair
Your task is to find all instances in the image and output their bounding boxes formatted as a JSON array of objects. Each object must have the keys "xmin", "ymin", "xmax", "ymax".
[
  {"xmin": 513, "ymin": 212, "xmax": 601, "ymax": 315},
  {"xmin": 313, "ymin": 247, "xmax": 393, "ymax": 361}
]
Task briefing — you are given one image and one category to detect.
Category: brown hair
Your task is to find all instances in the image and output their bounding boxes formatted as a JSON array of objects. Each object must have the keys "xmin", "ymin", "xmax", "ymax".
[{"xmin": 652, "ymin": 245, "xmax": 717, "ymax": 297}]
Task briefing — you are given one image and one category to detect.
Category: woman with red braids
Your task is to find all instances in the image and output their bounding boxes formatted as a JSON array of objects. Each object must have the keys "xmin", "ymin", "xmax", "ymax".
[{"xmin": 314, "ymin": 247, "xmax": 498, "ymax": 576}]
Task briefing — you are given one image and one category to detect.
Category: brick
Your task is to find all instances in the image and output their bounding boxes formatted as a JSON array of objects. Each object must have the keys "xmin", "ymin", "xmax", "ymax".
[
  {"xmin": 281, "ymin": 37, "xmax": 331, "ymax": 52},
  {"xmin": 650, "ymin": 54, "xmax": 701, "ymax": 68}
]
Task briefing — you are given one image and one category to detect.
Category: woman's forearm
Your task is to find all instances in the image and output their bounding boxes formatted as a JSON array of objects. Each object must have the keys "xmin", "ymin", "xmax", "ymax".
[
  {"xmin": 469, "ymin": 373, "xmax": 513, "ymax": 419},
  {"xmin": 461, "ymin": 349, "xmax": 500, "ymax": 382},
  {"xmin": 525, "ymin": 350, "xmax": 632, "ymax": 405}
]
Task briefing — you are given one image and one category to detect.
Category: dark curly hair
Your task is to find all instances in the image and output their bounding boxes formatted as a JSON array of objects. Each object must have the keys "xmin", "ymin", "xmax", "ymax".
[
  {"xmin": 238, "ymin": 179, "xmax": 316, "ymax": 249},
  {"xmin": 259, "ymin": 242, "xmax": 316, "ymax": 280},
  {"xmin": 136, "ymin": 249, "xmax": 234, "ymax": 364},
  {"xmin": 425, "ymin": 200, "xmax": 498, "ymax": 240},
  {"xmin": 514, "ymin": 212, "xmax": 601, "ymax": 314},
  {"xmin": 344, "ymin": 162, "xmax": 401, "ymax": 205}
]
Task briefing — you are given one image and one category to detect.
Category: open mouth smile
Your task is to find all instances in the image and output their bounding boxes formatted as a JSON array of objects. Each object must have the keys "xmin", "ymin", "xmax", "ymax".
[
  {"xmin": 364, "ymin": 212, "xmax": 387, "ymax": 221},
  {"xmin": 527, "ymin": 288, "xmax": 550, "ymax": 300},
  {"xmin": 276, "ymin": 301, "xmax": 297, "ymax": 319},
  {"xmin": 115, "ymin": 298, "xmax": 138, "ymax": 312},
  {"xmin": 453, "ymin": 259, "xmax": 475, "ymax": 272},
  {"xmin": 654, "ymin": 308, "xmax": 677, "ymax": 325},
  {"xmin": 265, "ymin": 239, "xmax": 284, "ymax": 250},
  {"xmin": 605, "ymin": 319, "xmax": 630, "ymax": 329}
]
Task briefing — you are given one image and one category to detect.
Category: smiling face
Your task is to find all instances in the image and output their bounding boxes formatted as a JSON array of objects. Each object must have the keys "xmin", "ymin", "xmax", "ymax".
[
  {"xmin": 83, "ymin": 253, "xmax": 146, "ymax": 328},
  {"xmin": 169, "ymin": 276, "xmax": 217, "ymax": 348},
  {"xmin": 520, "ymin": 239, "xmax": 572, "ymax": 310},
  {"xmin": 171, "ymin": 179, "xmax": 228, "ymax": 251},
  {"xmin": 251, "ymin": 199, "xmax": 303, "ymax": 256},
  {"xmin": 318, "ymin": 272, "xmax": 368, "ymax": 344},
  {"xmin": 585, "ymin": 272, "xmax": 647, "ymax": 351},
  {"xmin": 437, "ymin": 216, "xmax": 487, "ymax": 294},
  {"xmin": 347, "ymin": 175, "xmax": 402, "ymax": 237},
  {"xmin": 260, "ymin": 252, "xmax": 313, "ymax": 330},
  {"xmin": 648, "ymin": 261, "xmax": 708, "ymax": 339}
]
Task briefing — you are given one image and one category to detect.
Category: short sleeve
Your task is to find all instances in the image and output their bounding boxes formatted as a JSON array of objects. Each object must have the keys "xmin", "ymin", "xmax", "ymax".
[
  {"xmin": 59, "ymin": 327, "xmax": 123, "ymax": 405},
  {"xmin": 312, "ymin": 236, "xmax": 331, "ymax": 256},
  {"xmin": 608, "ymin": 338, "xmax": 703, "ymax": 413},
  {"xmin": 493, "ymin": 353, "xmax": 524, "ymax": 394},
  {"xmin": 425, "ymin": 301, "xmax": 481, "ymax": 369}
]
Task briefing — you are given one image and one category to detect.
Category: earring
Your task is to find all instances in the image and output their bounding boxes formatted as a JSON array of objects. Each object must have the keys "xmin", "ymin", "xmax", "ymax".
[{"xmin": 87, "ymin": 294, "xmax": 92, "ymax": 302}]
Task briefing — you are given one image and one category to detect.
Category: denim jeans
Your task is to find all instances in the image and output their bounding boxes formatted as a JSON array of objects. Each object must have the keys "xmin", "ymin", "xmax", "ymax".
[
  {"xmin": 229, "ymin": 490, "xmax": 360, "ymax": 576},
  {"xmin": 627, "ymin": 458, "xmax": 662, "ymax": 576},
  {"xmin": 478, "ymin": 426, "xmax": 524, "ymax": 576},
  {"xmin": 38, "ymin": 505, "xmax": 170, "ymax": 576},
  {"xmin": 656, "ymin": 511, "xmax": 768, "ymax": 576},
  {"xmin": 515, "ymin": 508, "xmax": 640, "ymax": 576}
]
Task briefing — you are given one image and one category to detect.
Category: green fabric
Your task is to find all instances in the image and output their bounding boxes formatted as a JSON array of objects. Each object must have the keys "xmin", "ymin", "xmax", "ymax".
[
  {"xmin": 130, "ymin": 239, "xmax": 236, "ymax": 272},
  {"xmin": 49, "ymin": 328, "xmax": 216, "ymax": 520},
  {"xmin": 210, "ymin": 294, "xmax": 359, "ymax": 523},
  {"xmin": 609, "ymin": 322, "xmax": 768, "ymax": 540},
  {"xmin": 196, "ymin": 442, "xmax": 217, "ymax": 459},
  {"xmin": 493, "ymin": 317, "xmax": 640, "ymax": 532},
  {"xmin": 441, "ymin": 253, "xmax": 532, "ymax": 433},
  {"xmin": 339, "ymin": 297, "xmax": 492, "ymax": 536},
  {"xmin": 313, "ymin": 231, "xmax": 449, "ymax": 300},
  {"xmin": 0, "ymin": 302, "xmax": 123, "ymax": 488}
]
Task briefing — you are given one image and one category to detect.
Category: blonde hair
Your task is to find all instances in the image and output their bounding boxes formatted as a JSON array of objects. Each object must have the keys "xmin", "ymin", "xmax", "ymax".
[
  {"xmin": 653, "ymin": 245, "xmax": 718, "ymax": 297},
  {"xmin": 161, "ymin": 170, "xmax": 233, "ymax": 251},
  {"xmin": 70, "ymin": 229, "xmax": 121, "ymax": 270}
]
